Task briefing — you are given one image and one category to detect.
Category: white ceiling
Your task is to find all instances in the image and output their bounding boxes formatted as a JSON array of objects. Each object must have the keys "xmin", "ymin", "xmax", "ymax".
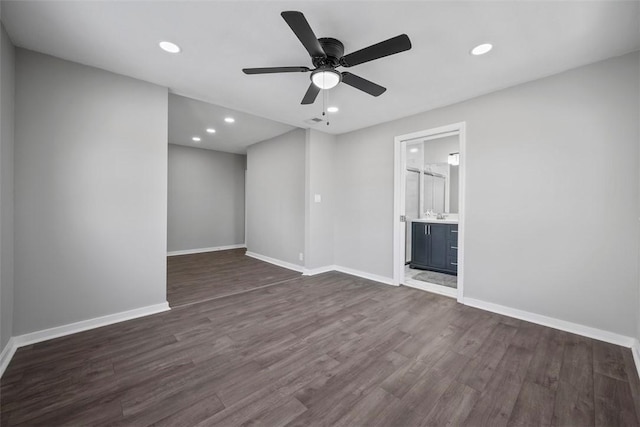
[
  {"xmin": 2, "ymin": 1, "xmax": 639, "ymax": 138},
  {"xmin": 168, "ymin": 94, "xmax": 294, "ymax": 154}
]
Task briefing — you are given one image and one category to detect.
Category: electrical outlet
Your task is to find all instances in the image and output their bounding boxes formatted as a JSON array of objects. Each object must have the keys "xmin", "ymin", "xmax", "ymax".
[
  {"xmin": 299, "ymin": 252, "xmax": 304, "ymax": 261},
  {"xmin": 314, "ymin": 194, "xmax": 322, "ymax": 203}
]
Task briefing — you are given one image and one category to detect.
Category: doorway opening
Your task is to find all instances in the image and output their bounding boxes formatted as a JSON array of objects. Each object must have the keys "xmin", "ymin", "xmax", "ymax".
[{"xmin": 393, "ymin": 123, "xmax": 466, "ymax": 301}]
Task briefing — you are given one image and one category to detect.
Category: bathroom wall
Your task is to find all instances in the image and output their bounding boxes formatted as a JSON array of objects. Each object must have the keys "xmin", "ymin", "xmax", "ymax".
[{"xmin": 423, "ymin": 135, "xmax": 459, "ymax": 164}]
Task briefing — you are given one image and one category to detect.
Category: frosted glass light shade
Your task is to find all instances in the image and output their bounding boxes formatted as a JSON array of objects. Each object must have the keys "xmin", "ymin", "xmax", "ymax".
[{"xmin": 312, "ymin": 70, "xmax": 340, "ymax": 89}]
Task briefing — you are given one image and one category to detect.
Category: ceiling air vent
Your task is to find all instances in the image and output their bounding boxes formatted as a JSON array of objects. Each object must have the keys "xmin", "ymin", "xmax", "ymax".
[{"xmin": 304, "ymin": 117, "xmax": 324, "ymax": 125}]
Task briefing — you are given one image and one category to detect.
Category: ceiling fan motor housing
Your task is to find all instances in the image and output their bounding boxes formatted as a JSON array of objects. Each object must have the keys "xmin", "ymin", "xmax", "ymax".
[{"xmin": 314, "ymin": 37, "xmax": 344, "ymax": 68}]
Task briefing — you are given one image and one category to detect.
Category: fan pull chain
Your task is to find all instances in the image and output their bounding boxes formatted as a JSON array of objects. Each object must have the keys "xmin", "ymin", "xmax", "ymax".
[
  {"xmin": 321, "ymin": 73, "xmax": 326, "ymax": 121},
  {"xmin": 323, "ymin": 89, "xmax": 329, "ymax": 126}
]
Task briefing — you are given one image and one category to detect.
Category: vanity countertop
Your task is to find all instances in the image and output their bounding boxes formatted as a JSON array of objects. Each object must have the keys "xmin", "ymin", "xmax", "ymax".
[{"xmin": 412, "ymin": 217, "xmax": 459, "ymax": 225}]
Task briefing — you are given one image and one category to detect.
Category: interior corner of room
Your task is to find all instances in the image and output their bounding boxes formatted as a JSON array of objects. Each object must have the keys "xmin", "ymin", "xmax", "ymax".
[{"xmin": 0, "ymin": 1, "xmax": 639, "ymax": 424}]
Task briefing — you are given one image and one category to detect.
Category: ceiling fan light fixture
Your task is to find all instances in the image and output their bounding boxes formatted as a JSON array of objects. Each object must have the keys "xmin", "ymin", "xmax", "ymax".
[{"xmin": 311, "ymin": 69, "xmax": 341, "ymax": 89}]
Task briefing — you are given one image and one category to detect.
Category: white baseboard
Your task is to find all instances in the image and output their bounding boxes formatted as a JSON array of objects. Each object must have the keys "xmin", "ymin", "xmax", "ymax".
[
  {"xmin": 403, "ymin": 278, "xmax": 457, "ymax": 298},
  {"xmin": 0, "ymin": 301, "xmax": 170, "ymax": 378},
  {"xmin": 463, "ymin": 297, "xmax": 635, "ymax": 348},
  {"xmin": 632, "ymin": 340, "xmax": 640, "ymax": 380},
  {"xmin": 332, "ymin": 265, "xmax": 396, "ymax": 286},
  {"xmin": 303, "ymin": 265, "xmax": 336, "ymax": 276},
  {"xmin": 245, "ymin": 253, "xmax": 395, "ymax": 287},
  {"xmin": 13, "ymin": 302, "xmax": 170, "ymax": 348},
  {"xmin": 245, "ymin": 251, "xmax": 305, "ymax": 273},
  {"xmin": 13, "ymin": 302, "xmax": 170, "ymax": 347},
  {"xmin": 168, "ymin": 244, "xmax": 246, "ymax": 256},
  {"xmin": 0, "ymin": 337, "xmax": 17, "ymax": 378}
]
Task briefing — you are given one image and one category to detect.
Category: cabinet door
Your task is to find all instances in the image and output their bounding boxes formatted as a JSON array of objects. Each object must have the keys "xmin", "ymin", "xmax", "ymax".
[
  {"xmin": 447, "ymin": 225, "xmax": 459, "ymax": 273},
  {"xmin": 427, "ymin": 224, "xmax": 448, "ymax": 269},
  {"xmin": 411, "ymin": 223, "xmax": 428, "ymax": 265}
]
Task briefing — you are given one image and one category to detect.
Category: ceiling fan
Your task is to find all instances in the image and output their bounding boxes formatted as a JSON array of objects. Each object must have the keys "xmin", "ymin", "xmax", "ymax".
[{"xmin": 242, "ymin": 11, "xmax": 412, "ymax": 105}]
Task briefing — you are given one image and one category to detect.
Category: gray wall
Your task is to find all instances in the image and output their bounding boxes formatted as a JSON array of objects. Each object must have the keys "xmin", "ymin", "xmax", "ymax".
[
  {"xmin": 168, "ymin": 144, "xmax": 246, "ymax": 252},
  {"xmin": 335, "ymin": 52, "xmax": 639, "ymax": 338},
  {"xmin": 0, "ymin": 21, "xmax": 15, "ymax": 351},
  {"xmin": 334, "ymin": 125, "xmax": 394, "ymax": 277},
  {"xmin": 246, "ymin": 129, "xmax": 305, "ymax": 266},
  {"xmin": 14, "ymin": 50, "xmax": 168, "ymax": 335},
  {"xmin": 305, "ymin": 129, "xmax": 336, "ymax": 269}
]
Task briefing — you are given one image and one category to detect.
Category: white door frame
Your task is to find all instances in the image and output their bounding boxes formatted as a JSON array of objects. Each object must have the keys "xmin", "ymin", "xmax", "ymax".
[{"xmin": 393, "ymin": 122, "xmax": 467, "ymax": 303}]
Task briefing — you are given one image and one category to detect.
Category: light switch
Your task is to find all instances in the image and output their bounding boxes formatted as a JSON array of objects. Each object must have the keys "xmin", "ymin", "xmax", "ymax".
[{"xmin": 314, "ymin": 194, "xmax": 322, "ymax": 203}]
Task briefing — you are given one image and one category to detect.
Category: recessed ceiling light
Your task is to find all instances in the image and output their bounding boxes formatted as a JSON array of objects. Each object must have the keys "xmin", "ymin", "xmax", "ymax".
[
  {"xmin": 192, "ymin": 136, "xmax": 201, "ymax": 142},
  {"xmin": 206, "ymin": 128, "xmax": 216, "ymax": 133},
  {"xmin": 409, "ymin": 148, "xmax": 419, "ymax": 153},
  {"xmin": 327, "ymin": 106, "xmax": 339, "ymax": 113},
  {"xmin": 224, "ymin": 117, "xmax": 235, "ymax": 123},
  {"xmin": 471, "ymin": 43, "xmax": 492, "ymax": 56},
  {"xmin": 159, "ymin": 41, "xmax": 181, "ymax": 53}
]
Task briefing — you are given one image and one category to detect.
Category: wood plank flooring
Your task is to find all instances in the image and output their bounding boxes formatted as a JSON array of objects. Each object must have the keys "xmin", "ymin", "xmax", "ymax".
[
  {"xmin": 2, "ymin": 250, "xmax": 639, "ymax": 426},
  {"xmin": 167, "ymin": 249, "xmax": 300, "ymax": 307}
]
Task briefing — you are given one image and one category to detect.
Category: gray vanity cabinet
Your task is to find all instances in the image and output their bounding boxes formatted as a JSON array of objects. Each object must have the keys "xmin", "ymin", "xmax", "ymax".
[
  {"xmin": 411, "ymin": 222, "xmax": 428, "ymax": 267},
  {"xmin": 411, "ymin": 222, "xmax": 458, "ymax": 275}
]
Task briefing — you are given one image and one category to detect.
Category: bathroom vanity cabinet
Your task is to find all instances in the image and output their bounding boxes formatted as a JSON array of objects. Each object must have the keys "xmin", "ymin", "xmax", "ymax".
[{"xmin": 410, "ymin": 221, "xmax": 458, "ymax": 275}]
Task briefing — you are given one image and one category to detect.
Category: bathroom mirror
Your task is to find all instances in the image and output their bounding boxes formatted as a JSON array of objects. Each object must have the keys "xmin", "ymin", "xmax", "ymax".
[
  {"xmin": 405, "ymin": 134, "xmax": 459, "ymax": 216},
  {"xmin": 423, "ymin": 163, "xmax": 458, "ymax": 214}
]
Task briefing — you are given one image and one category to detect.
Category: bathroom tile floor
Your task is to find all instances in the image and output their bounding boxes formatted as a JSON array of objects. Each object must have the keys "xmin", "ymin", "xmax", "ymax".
[{"xmin": 405, "ymin": 265, "xmax": 458, "ymax": 289}]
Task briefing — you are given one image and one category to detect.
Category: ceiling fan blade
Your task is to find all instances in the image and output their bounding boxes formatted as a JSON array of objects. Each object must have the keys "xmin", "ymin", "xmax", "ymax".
[
  {"xmin": 243, "ymin": 66, "xmax": 310, "ymax": 75},
  {"xmin": 340, "ymin": 34, "xmax": 412, "ymax": 67},
  {"xmin": 281, "ymin": 11, "xmax": 326, "ymax": 59},
  {"xmin": 301, "ymin": 82, "xmax": 321, "ymax": 104},
  {"xmin": 341, "ymin": 72, "xmax": 386, "ymax": 97}
]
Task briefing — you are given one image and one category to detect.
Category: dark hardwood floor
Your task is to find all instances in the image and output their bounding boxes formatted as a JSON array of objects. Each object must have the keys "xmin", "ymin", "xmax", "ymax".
[
  {"xmin": 167, "ymin": 249, "xmax": 300, "ymax": 307},
  {"xmin": 2, "ymin": 250, "xmax": 639, "ymax": 426}
]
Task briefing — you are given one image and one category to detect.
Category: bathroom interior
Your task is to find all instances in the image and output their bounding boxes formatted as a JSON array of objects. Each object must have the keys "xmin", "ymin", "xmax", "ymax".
[{"xmin": 404, "ymin": 134, "xmax": 460, "ymax": 294}]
